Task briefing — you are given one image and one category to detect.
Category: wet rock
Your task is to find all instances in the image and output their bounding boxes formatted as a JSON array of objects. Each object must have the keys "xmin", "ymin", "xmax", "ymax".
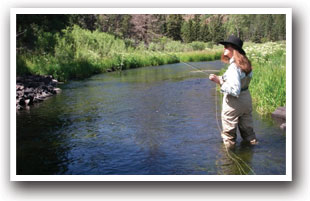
[
  {"xmin": 16, "ymin": 75, "xmax": 61, "ymax": 110},
  {"xmin": 19, "ymin": 98, "xmax": 25, "ymax": 106},
  {"xmin": 16, "ymin": 84, "xmax": 24, "ymax": 90},
  {"xmin": 53, "ymin": 88, "xmax": 62, "ymax": 94},
  {"xmin": 272, "ymin": 107, "xmax": 286, "ymax": 120},
  {"xmin": 280, "ymin": 123, "xmax": 286, "ymax": 130},
  {"xmin": 272, "ymin": 107, "xmax": 286, "ymax": 130},
  {"xmin": 24, "ymin": 99, "xmax": 30, "ymax": 106}
]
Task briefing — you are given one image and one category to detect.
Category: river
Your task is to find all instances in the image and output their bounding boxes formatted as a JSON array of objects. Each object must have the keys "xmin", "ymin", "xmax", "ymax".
[{"xmin": 16, "ymin": 60, "xmax": 286, "ymax": 175}]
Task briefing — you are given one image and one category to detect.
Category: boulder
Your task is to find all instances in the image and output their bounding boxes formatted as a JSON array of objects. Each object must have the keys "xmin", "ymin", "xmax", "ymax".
[
  {"xmin": 16, "ymin": 74, "xmax": 61, "ymax": 110},
  {"xmin": 24, "ymin": 99, "xmax": 30, "ymax": 105},
  {"xmin": 271, "ymin": 107, "xmax": 286, "ymax": 120},
  {"xmin": 280, "ymin": 123, "xmax": 286, "ymax": 130},
  {"xmin": 271, "ymin": 107, "xmax": 286, "ymax": 130},
  {"xmin": 53, "ymin": 88, "xmax": 62, "ymax": 94}
]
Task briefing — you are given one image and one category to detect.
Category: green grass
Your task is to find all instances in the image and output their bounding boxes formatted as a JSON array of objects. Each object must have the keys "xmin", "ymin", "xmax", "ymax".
[
  {"xmin": 250, "ymin": 51, "xmax": 286, "ymax": 115},
  {"xmin": 17, "ymin": 25, "xmax": 222, "ymax": 81}
]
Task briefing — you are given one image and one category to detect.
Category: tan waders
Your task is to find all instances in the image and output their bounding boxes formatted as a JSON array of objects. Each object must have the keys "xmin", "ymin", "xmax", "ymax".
[{"xmin": 221, "ymin": 76, "xmax": 257, "ymax": 145}]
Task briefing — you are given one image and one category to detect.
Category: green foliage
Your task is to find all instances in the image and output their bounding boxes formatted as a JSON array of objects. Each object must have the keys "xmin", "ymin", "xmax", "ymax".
[
  {"xmin": 16, "ymin": 55, "xmax": 31, "ymax": 75},
  {"xmin": 17, "ymin": 26, "xmax": 223, "ymax": 81},
  {"xmin": 166, "ymin": 14, "xmax": 184, "ymax": 41},
  {"xmin": 208, "ymin": 15, "xmax": 225, "ymax": 43},
  {"xmin": 177, "ymin": 50, "xmax": 222, "ymax": 62},
  {"xmin": 206, "ymin": 42, "xmax": 215, "ymax": 49},
  {"xmin": 189, "ymin": 41, "xmax": 206, "ymax": 51},
  {"xmin": 193, "ymin": 15, "xmax": 201, "ymax": 41},
  {"xmin": 181, "ymin": 19, "xmax": 194, "ymax": 43},
  {"xmin": 245, "ymin": 41, "xmax": 286, "ymax": 115}
]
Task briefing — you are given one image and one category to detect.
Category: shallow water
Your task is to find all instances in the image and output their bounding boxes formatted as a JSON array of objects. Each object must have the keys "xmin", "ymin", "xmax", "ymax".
[{"xmin": 16, "ymin": 61, "xmax": 286, "ymax": 175}]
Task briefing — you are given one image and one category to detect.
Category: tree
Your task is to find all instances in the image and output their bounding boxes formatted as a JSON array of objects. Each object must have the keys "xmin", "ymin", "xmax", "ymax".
[
  {"xmin": 181, "ymin": 19, "xmax": 194, "ymax": 43},
  {"xmin": 193, "ymin": 14, "xmax": 201, "ymax": 41},
  {"xmin": 68, "ymin": 14, "xmax": 97, "ymax": 31},
  {"xmin": 120, "ymin": 15, "xmax": 133, "ymax": 39},
  {"xmin": 264, "ymin": 15, "xmax": 274, "ymax": 41},
  {"xmin": 224, "ymin": 14, "xmax": 251, "ymax": 40},
  {"xmin": 199, "ymin": 23, "xmax": 211, "ymax": 42},
  {"xmin": 17, "ymin": 14, "xmax": 70, "ymax": 51},
  {"xmin": 166, "ymin": 14, "xmax": 184, "ymax": 41},
  {"xmin": 208, "ymin": 15, "xmax": 225, "ymax": 43},
  {"xmin": 272, "ymin": 14, "xmax": 286, "ymax": 41}
]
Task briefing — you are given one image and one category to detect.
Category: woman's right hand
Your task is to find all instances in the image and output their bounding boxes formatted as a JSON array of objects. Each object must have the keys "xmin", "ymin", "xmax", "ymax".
[{"xmin": 209, "ymin": 74, "xmax": 220, "ymax": 85}]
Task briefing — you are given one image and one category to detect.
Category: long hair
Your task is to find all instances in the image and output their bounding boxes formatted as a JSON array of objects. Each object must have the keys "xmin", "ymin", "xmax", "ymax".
[{"xmin": 221, "ymin": 49, "xmax": 252, "ymax": 75}]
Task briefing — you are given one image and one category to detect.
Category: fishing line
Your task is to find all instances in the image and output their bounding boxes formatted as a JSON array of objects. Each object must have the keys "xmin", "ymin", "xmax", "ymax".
[{"xmin": 163, "ymin": 52, "xmax": 256, "ymax": 175}]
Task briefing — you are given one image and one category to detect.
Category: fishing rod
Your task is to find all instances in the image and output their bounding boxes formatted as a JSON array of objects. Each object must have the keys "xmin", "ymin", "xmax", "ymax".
[{"xmin": 163, "ymin": 52, "xmax": 218, "ymax": 76}]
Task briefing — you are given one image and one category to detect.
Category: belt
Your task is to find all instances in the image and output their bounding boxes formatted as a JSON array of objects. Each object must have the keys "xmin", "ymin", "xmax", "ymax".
[{"xmin": 241, "ymin": 87, "xmax": 248, "ymax": 91}]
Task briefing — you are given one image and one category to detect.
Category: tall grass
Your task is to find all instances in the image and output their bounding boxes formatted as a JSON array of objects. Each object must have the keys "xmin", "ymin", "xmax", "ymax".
[
  {"xmin": 249, "ymin": 49, "xmax": 286, "ymax": 115},
  {"xmin": 17, "ymin": 26, "xmax": 222, "ymax": 81}
]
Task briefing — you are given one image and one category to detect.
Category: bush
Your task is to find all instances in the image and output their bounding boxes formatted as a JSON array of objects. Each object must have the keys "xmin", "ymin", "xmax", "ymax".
[
  {"xmin": 207, "ymin": 42, "xmax": 215, "ymax": 49},
  {"xmin": 16, "ymin": 55, "xmax": 30, "ymax": 76},
  {"xmin": 189, "ymin": 41, "xmax": 206, "ymax": 51}
]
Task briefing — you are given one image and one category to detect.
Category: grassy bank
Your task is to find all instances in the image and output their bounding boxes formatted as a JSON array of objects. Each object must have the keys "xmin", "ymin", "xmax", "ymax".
[
  {"xmin": 245, "ymin": 41, "xmax": 286, "ymax": 115},
  {"xmin": 17, "ymin": 25, "xmax": 222, "ymax": 81}
]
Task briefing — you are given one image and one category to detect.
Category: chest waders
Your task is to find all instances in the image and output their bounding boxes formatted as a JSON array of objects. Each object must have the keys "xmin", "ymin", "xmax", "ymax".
[{"xmin": 221, "ymin": 74, "xmax": 257, "ymax": 145}]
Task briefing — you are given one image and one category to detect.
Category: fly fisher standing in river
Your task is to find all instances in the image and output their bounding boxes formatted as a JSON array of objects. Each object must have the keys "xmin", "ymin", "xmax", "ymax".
[{"xmin": 209, "ymin": 35, "xmax": 258, "ymax": 147}]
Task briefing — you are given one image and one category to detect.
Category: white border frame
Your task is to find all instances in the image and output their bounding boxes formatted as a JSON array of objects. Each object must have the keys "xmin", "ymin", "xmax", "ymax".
[{"xmin": 10, "ymin": 8, "xmax": 292, "ymax": 181}]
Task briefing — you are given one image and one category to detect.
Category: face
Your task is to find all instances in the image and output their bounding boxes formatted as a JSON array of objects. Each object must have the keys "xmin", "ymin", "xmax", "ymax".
[{"xmin": 224, "ymin": 44, "xmax": 234, "ymax": 58}]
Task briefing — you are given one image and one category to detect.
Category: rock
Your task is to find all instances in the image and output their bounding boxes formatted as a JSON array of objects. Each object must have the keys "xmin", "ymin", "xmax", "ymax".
[
  {"xmin": 271, "ymin": 107, "xmax": 286, "ymax": 120},
  {"xmin": 53, "ymin": 88, "xmax": 62, "ymax": 94},
  {"xmin": 16, "ymin": 105, "xmax": 23, "ymax": 110},
  {"xmin": 16, "ymin": 74, "xmax": 61, "ymax": 110},
  {"xmin": 47, "ymin": 85, "xmax": 54, "ymax": 92},
  {"xmin": 16, "ymin": 90, "xmax": 24, "ymax": 97},
  {"xmin": 16, "ymin": 84, "xmax": 24, "ymax": 90},
  {"xmin": 24, "ymin": 99, "xmax": 30, "ymax": 105},
  {"xmin": 280, "ymin": 123, "xmax": 286, "ymax": 130},
  {"xmin": 34, "ymin": 97, "xmax": 44, "ymax": 102},
  {"xmin": 272, "ymin": 107, "xmax": 286, "ymax": 130},
  {"xmin": 19, "ymin": 98, "xmax": 25, "ymax": 106},
  {"xmin": 24, "ymin": 87, "xmax": 34, "ymax": 94}
]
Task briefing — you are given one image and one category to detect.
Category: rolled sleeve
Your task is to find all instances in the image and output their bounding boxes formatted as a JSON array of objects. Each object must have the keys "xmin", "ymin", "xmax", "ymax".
[{"xmin": 220, "ymin": 64, "xmax": 241, "ymax": 97}]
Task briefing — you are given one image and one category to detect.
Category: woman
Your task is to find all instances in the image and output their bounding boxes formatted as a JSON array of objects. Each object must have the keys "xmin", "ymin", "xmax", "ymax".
[{"xmin": 209, "ymin": 35, "xmax": 258, "ymax": 147}]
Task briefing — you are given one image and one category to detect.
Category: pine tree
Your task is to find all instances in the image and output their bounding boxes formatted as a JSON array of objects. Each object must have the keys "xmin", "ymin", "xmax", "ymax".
[
  {"xmin": 181, "ymin": 19, "xmax": 194, "ymax": 43},
  {"xmin": 199, "ymin": 23, "xmax": 210, "ymax": 42},
  {"xmin": 193, "ymin": 14, "xmax": 201, "ymax": 41},
  {"xmin": 166, "ymin": 14, "xmax": 184, "ymax": 41},
  {"xmin": 265, "ymin": 15, "xmax": 274, "ymax": 41},
  {"xmin": 208, "ymin": 15, "xmax": 225, "ymax": 43},
  {"xmin": 120, "ymin": 15, "xmax": 133, "ymax": 39}
]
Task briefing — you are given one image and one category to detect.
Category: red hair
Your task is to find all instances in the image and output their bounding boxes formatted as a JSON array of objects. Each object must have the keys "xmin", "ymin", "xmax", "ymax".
[{"xmin": 221, "ymin": 49, "xmax": 252, "ymax": 75}]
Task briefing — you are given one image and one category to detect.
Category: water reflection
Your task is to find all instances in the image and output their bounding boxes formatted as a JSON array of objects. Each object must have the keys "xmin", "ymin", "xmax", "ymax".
[{"xmin": 216, "ymin": 142, "xmax": 255, "ymax": 175}]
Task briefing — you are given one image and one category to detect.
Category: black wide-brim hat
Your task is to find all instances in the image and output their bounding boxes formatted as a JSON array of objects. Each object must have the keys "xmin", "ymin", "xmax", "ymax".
[{"xmin": 219, "ymin": 35, "xmax": 246, "ymax": 55}]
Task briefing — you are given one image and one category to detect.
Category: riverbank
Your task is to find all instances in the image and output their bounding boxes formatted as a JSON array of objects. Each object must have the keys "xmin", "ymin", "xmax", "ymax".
[
  {"xmin": 17, "ymin": 50, "xmax": 222, "ymax": 82},
  {"xmin": 16, "ymin": 51, "xmax": 221, "ymax": 110},
  {"xmin": 17, "ymin": 25, "xmax": 222, "ymax": 82},
  {"xmin": 16, "ymin": 75, "xmax": 62, "ymax": 110}
]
